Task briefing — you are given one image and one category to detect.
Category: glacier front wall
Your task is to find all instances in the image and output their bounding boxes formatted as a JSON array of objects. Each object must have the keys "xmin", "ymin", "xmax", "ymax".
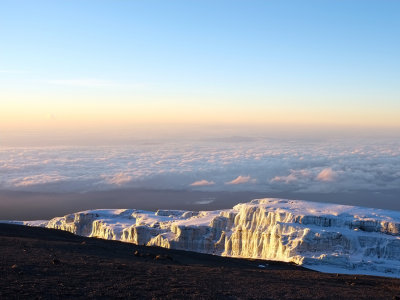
[{"xmin": 42, "ymin": 199, "xmax": 400, "ymax": 277}]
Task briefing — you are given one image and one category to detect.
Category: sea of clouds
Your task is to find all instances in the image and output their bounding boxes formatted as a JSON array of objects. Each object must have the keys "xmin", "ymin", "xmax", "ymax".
[{"xmin": 1, "ymin": 137, "xmax": 399, "ymax": 195}]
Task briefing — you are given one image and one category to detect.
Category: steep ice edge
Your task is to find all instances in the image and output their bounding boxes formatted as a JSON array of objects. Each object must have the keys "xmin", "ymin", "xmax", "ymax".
[{"xmin": 5, "ymin": 198, "xmax": 400, "ymax": 278}]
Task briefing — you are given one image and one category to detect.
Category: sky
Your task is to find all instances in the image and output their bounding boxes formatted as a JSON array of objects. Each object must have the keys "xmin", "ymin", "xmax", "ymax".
[{"xmin": 1, "ymin": 0, "xmax": 400, "ymax": 145}]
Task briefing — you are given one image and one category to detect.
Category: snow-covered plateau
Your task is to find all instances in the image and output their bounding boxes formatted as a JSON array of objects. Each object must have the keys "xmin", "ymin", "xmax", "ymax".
[{"xmin": 5, "ymin": 198, "xmax": 400, "ymax": 278}]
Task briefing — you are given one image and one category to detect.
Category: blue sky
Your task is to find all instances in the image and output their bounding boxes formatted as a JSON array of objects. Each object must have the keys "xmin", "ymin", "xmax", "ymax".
[{"xmin": 1, "ymin": 0, "xmax": 399, "ymax": 143}]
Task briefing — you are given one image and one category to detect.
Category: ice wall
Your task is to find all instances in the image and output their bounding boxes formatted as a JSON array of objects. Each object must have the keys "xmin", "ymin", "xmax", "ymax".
[{"xmin": 41, "ymin": 198, "xmax": 400, "ymax": 277}]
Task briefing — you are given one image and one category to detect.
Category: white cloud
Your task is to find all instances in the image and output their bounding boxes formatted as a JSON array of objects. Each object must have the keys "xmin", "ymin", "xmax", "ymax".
[
  {"xmin": 0, "ymin": 70, "xmax": 27, "ymax": 74},
  {"xmin": 226, "ymin": 175, "xmax": 256, "ymax": 185},
  {"xmin": 10, "ymin": 173, "xmax": 68, "ymax": 187},
  {"xmin": 271, "ymin": 169, "xmax": 311, "ymax": 184},
  {"xmin": 190, "ymin": 179, "xmax": 215, "ymax": 186},
  {"xmin": 47, "ymin": 79, "xmax": 121, "ymax": 88},
  {"xmin": 1, "ymin": 137, "xmax": 399, "ymax": 196},
  {"xmin": 103, "ymin": 172, "xmax": 132, "ymax": 186},
  {"xmin": 45, "ymin": 78, "xmax": 146, "ymax": 89},
  {"xmin": 316, "ymin": 168, "xmax": 337, "ymax": 182},
  {"xmin": 194, "ymin": 198, "xmax": 215, "ymax": 204},
  {"xmin": 46, "ymin": 78, "xmax": 146, "ymax": 89}
]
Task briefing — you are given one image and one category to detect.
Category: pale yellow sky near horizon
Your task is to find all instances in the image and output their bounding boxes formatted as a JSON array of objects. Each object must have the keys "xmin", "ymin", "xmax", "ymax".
[
  {"xmin": 2, "ymin": 99, "xmax": 399, "ymax": 129},
  {"xmin": 2, "ymin": 100, "xmax": 399, "ymax": 146},
  {"xmin": 2, "ymin": 84, "xmax": 400, "ymax": 146}
]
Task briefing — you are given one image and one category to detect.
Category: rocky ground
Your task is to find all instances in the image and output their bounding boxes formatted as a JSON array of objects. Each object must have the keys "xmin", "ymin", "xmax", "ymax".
[{"xmin": 1, "ymin": 223, "xmax": 400, "ymax": 299}]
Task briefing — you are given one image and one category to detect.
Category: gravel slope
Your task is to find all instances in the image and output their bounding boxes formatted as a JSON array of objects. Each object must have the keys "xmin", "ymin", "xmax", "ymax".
[{"xmin": 1, "ymin": 224, "xmax": 400, "ymax": 299}]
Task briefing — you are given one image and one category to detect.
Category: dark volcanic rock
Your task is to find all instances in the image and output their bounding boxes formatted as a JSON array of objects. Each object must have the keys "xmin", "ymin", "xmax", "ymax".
[{"xmin": 1, "ymin": 223, "xmax": 400, "ymax": 299}]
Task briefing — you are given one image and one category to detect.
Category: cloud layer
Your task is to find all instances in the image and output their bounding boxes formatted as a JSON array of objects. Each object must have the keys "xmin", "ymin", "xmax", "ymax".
[
  {"xmin": 316, "ymin": 168, "xmax": 337, "ymax": 182},
  {"xmin": 0, "ymin": 137, "xmax": 399, "ymax": 196},
  {"xmin": 226, "ymin": 175, "xmax": 256, "ymax": 185},
  {"xmin": 190, "ymin": 180, "xmax": 215, "ymax": 187}
]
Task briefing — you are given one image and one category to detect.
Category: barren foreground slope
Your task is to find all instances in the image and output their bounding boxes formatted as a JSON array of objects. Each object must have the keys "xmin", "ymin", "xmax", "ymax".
[{"xmin": 1, "ymin": 224, "xmax": 400, "ymax": 299}]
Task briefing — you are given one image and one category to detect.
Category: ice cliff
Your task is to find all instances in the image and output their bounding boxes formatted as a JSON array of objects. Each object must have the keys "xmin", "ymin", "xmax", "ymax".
[{"xmin": 19, "ymin": 199, "xmax": 400, "ymax": 277}]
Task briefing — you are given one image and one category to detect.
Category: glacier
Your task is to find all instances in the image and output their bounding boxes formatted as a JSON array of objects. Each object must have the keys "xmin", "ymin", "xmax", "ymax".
[{"xmin": 6, "ymin": 198, "xmax": 400, "ymax": 278}]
